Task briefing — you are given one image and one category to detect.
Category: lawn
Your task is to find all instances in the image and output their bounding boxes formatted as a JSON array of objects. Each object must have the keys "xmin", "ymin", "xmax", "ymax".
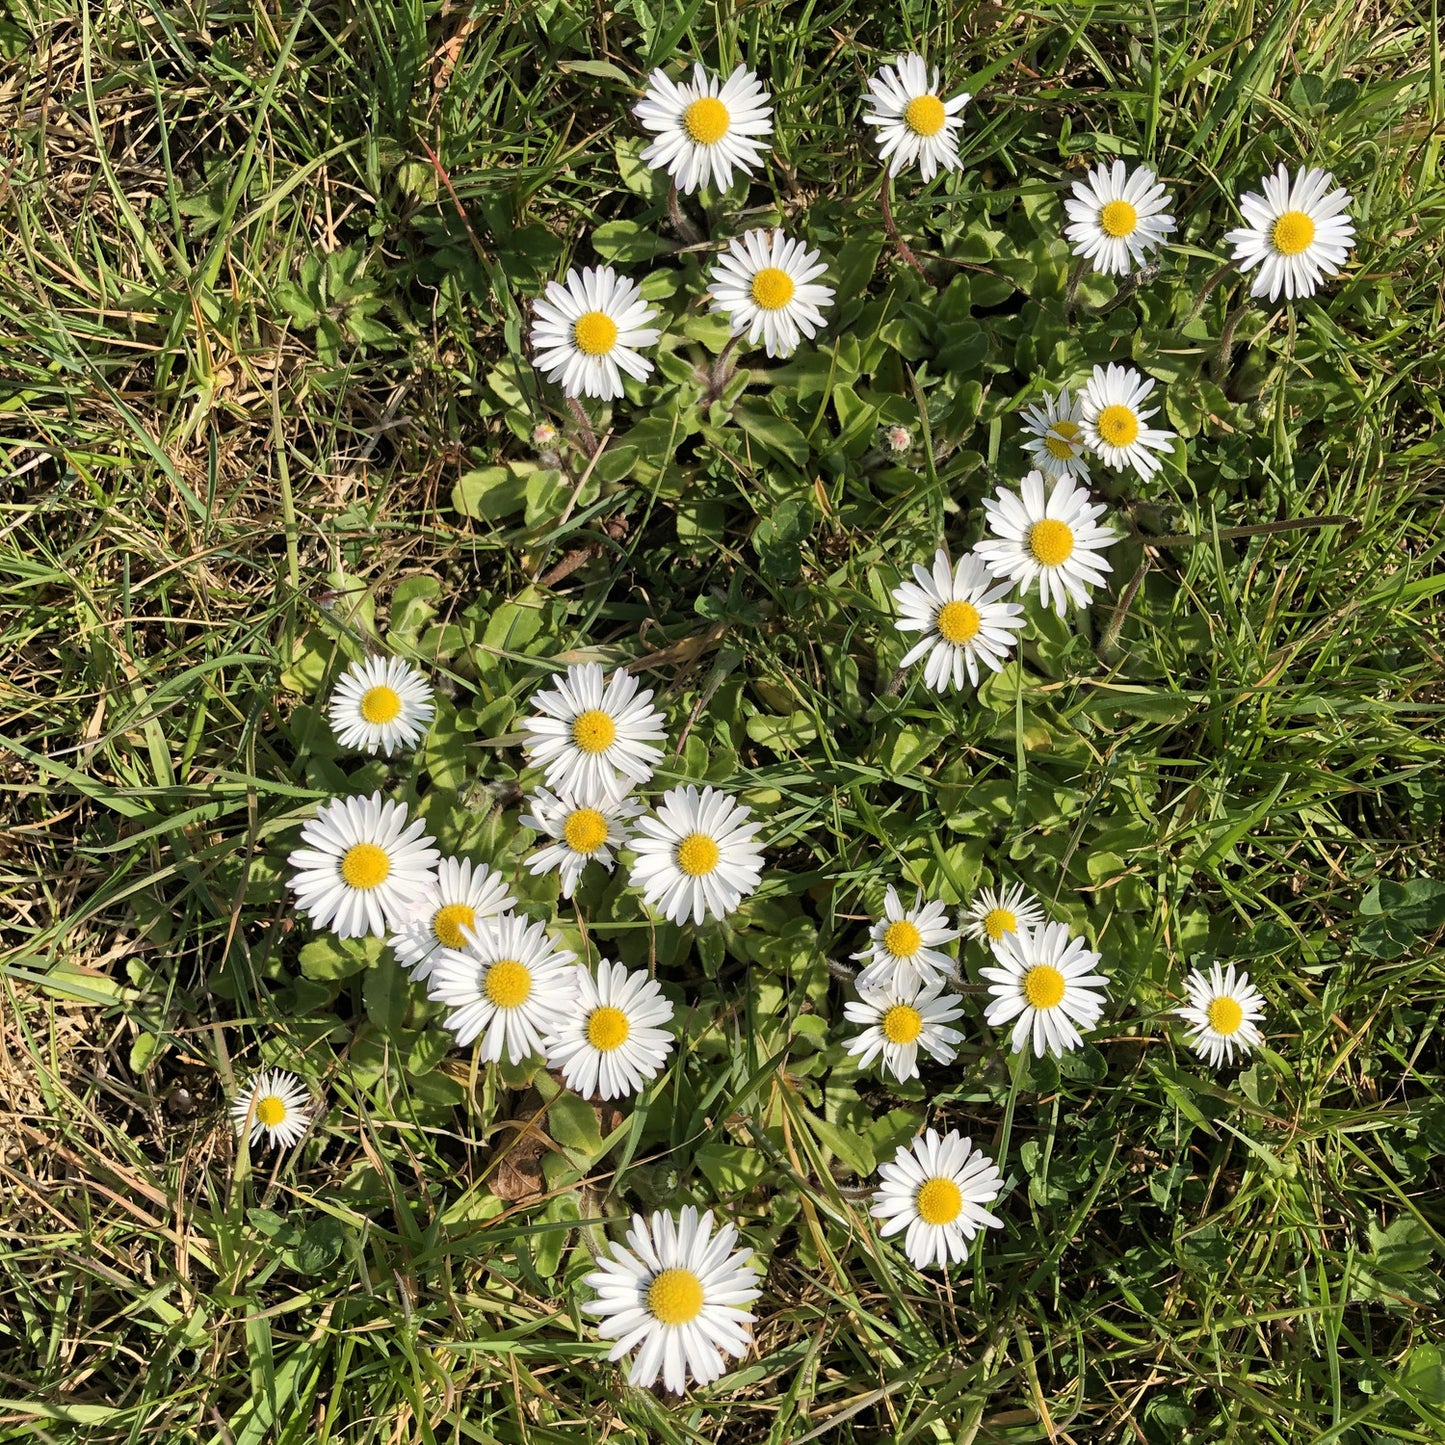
[{"xmin": 3, "ymin": 0, "xmax": 1445, "ymax": 1441}]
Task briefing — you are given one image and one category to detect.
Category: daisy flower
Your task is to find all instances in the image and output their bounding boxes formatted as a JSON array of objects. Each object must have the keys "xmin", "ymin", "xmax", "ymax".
[
  {"xmin": 530, "ymin": 265, "xmax": 662, "ymax": 402},
  {"xmin": 962, "ymin": 882, "xmax": 1046, "ymax": 947},
  {"xmin": 521, "ymin": 662, "xmax": 667, "ymax": 803},
  {"xmin": 844, "ymin": 973, "xmax": 966, "ymax": 1083},
  {"xmin": 1079, "ymin": 362, "xmax": 1178, "ymax": 480},
  {"xmin": 854, "ymin": 886, "xmax": 961, "ymax": 991},
  {"xmin": 1225, "ymin": 163, "xmax": 1355, "ymax": 302},
  {"xmin": 707, "ymin": 230, "xmax": 835, "ymax": 359},
  {"xmin": 891, "ymin": 547, "xmax": 1026, "ymax": 693},
  {"xmin": 871, "ymin": 1129, "xmax": 1004, "ymax": 1270},
  {"xmin": 520, "ymin": 786, "xmax": 643, "ymax": 899},
  {"xmin": 1176, "ymin": 962, "xmax": 1266, "ymax": 1068},
  {"xmin": 327, "ymin": 654, "xmax": 435, "ymax": 758},
  {"xmin": 1019, "ymin": 386, "xmax": 1089, "ymax": 482},
  {"xmin": 1063, "ymin": 160, "xmax": 1176, "ymax": 276},
  {"xmin": 632, "ymin": 63, "xmax": 773, "ymax": 195},
  {"xmin": 973, "ymin": 470, "xmax": 1119, "ymax": 617},
  {"xmin": 981, "ymin": 921, "xmax": 1109, "ymax": 1058},
  {"xmin": 543, "ymin": 958, "xmax": 676, "ymax": 1100},
  {"xmin": 628, "ymin": 785, "xmax": 765, "ymax": 926},
  {"xmin": 863, "ymin": 53, "xmax": 971, "ymax": 182},
  {"xmin": 231, "ymin": 1069, "xmax": 311, "ymax": 1149},
  {"xmin": 427, "ymin": 911, "xmax": 578, "ymax": 1064},
  {"xmin": 387, "ymin": 856, "xmax": 516, "ymax": 982},
  {"xmin": 286, "ymin": 791, "xmax": 439, "ymax": 940},
  {"xmin": 582, "ymin": 1205, "xmax": 763, "ymax": 1394}
]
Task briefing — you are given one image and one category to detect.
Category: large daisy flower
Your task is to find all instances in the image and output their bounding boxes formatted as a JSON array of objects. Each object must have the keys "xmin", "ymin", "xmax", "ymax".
[
  {"xmin": 632, "ymin": 63, "xmax": 773, "ymax": 195},
  {"xmin": 1225, "ymin": 163, "xmax": 1355, "ymax": 302},
  {"xmin": 853, "ymin": 885, "xmax": 961, "ymax": 991},
  {"xmin": 843, "ymin": 973, "xmax": 966, "ymax": 1083},
  {"xmin": 387, "ymin": 856, "xmax": 516, "ymax": 982},
  {"xmin": 1176, "ymin": 962, "xmax": 1266, "ymax": 1068},
  {"xmin": 973, "ymin": 471, "xmax": 1119, "ymax": 617},
  {"xmin": 286, "ymin": 791, "xmax": 439, "ymax": 939},
  {"xmin": 870, "ymin": 1129, "xmax": 1004, "ymax": 1270},
  {"xmin": 962, "ymin": 882, "xmax": 1046, "ymax": 947},
  {"xmin": 327, "ymin": 654, "xmax": 435, "ymax": 757},
  {"xmin": 1079, "ymin": 362, "xmax": 1178, "ymax": 480},
  {"xmin": 862, "ymin": 53, "xmax": 971, "ymax": 182},
  {"xmin": 543, "ymin": 958, "xmax": 676, "ymax": 1100},
  {"xmin": 981, "ymin": 922, "xmax": 1109, "ymax": 1058},
  {"xmin": 891, "ymin": 547, "xmax": 1026, "ymax": 692},
  {"xmin": 520, "ymin": 786, "xmax": 642, "ymax": 899},
  {"xmin": 1019, "ymin": 386, "xmax": 1090, "ymax": 482},
  {"xmin": 707, "ymin": 230, "xmax": 835, "ymax": 359},
  {"xmin": 231, "ymin": 1069, "xmax": 312, "ymax": 1150},
  {"xmin": 530, "ymin": 265, "xmax": 662, "ymax": 402},
  {"xmin": 1063, "ymin": 160, "xmax": 1176, "ymax": 276}
]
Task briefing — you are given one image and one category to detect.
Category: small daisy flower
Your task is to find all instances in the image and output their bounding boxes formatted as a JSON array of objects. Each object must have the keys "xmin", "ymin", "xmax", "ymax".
[
  {"xmin": 532, "ymin": 421, "xmax": 559, "ymax": 448},
  {"xmin": 582, "ymin": 1205, "xmax": 763, "ymax": 1394},
  {"xmin": 327, "ymin": 654, "xmax": 435, "ymax": 758},
  {"xmin": 707, "ymin": 230, "xmax": 835, "ymax": 359},
  {"xmin": 863, "ymin": 53, "xmax": 971, "ymax": 182},
  {"xmin": 286, "ymin": 791, "xmax": 439, "ymax": 940},
  {"xmin": 1176, "ymin": 963, "xmax": 1266, "ymax": 1068},
  {"xmin": 543, "ymin": 958, "xmax": 676, "ymax": 1100},
  {"xmin": 891, "ymin": 547, "xmax": 1026, "ymax": 692},
  {"xmin": 388, "ymin": 856, "xmax": 517, "ymax": 982},
  {"xmin": 231, "ymin": 1069, "xmax": 311, "ymax": 1149},
  {"xmin": 974, "ymin": 471, "xmax": 1119, "ymax": 617},
  {"xmin": 854, "ymin": 886, "xmax": 961, "ymax": 991},
  {"xmin": 1063, "ymin": 160, "xmax": 1176, "ymax": 276},
  {"xmin": 633, "ymin": 63, "xmax": 774, "ymax": 195},
  {"xmin": 844, "ymin": 973, "xmax": 966, "ymax": 1083},
  {"xmin": 520, "ymin": 786, "xmax": 643, "ymax": 899},
  {"xmin": 1019, "ymin": 386, "xmax": 1089, "ymax": 482},
  {"xmin": 427, "ymin": 911, "xmax": 578, "ymax": 1064},
  {"xmin": 521, "ymin": 662, "xmax": 668, "ymax": 803},
  {"xmin": 629, "ymin": 785, "xmax": 765, "ymax": 926},
  {"xmin": 981, "ymin": 921, "xmax": 1109, "ymax": 1058},
  {"xmin": 530, "ymin": 265, "xmax": 662, "ymax": 402},
  {"xmin": 1225, "ymin": 163, "xmax": 1355, "ymax": 302},
  {"xmin": 962, "ymin": 882, "xmax": 1046, "ymax": 947},
  {"xmin": 870, "ymin": 1129, "xmax": 1004, "ymax": 1270},
  {"xmin": 884, "ymin": 424, "xmax": 913, "ymax": 455},
  {"xmin": 1079, "ymin": 363, "xmax": 1178, "ymax": 480}
]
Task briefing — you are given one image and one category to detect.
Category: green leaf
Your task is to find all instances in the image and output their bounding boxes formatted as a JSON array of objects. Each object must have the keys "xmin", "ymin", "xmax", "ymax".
[
  {"xmin": 287, "ymin": 1218, "xmax": 345, "ymax": 1275},
  {"xmin": 732, "ymin": 405, "xmax": 809, "ymax": 466},
  {"xmin": 299, "ymin": 934, "xmax": 382, "ymax": 981},
  {"xmin": 547, "ymin": 1091, "xmax": 606, "ymax": 1165},
  {"xmin": 591, "ymin": 219, "xmax": 671, "ymax": 263},
  {"xmin": 453, "ymin": 464, "xmax": 530, "ymax": 521},
  {"xmin": 362, "ymin": 959, "xmax": 408, "ymax": 1034}
]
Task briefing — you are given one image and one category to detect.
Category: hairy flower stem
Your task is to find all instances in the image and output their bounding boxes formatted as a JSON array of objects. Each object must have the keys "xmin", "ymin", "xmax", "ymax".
[
  {"xmin": 666, "ymin": 183, "xmax": 704, "ymax": 246},
  {"xmin": 1211, "ymin": 296, "xmax": 1253, "ymax": 381},
  {"xmin": 1187, "ymin": 261, "xmax": 1237, "ymax": 322},
  {"xmin": 880, "ymin": 172, "xmax": 930, "ymax": 283},
  {"xmin": 705, "ymin": 333, "xmax": 743, "ymax": 403},
  {"xmin": 565, "ymin": 395, "xmax": 597, "ymax": 454},
  {"xmin": 1062, "ymin": 256, "xmax": 1090, "ymax": 318}
]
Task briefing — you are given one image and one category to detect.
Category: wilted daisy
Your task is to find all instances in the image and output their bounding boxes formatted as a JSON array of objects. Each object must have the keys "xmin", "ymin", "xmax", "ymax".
[
  {"xmin": 891, "ymin": 547, "xmax": 1026, "ymax": 692},
  {"xmin": 1177, "ymin": 962, "xmax": 1266, "ymax": 1068},
  {"xmin": 327, "ymin": 654, "xmax": 435, "ymax": 758},
  {"xmin": 1226, "ymin": 163, "xmax": 1355, "ymax": 302},
  {"xmin": 530, "ymin": 265, "xmax": 662, "ymax": 402},
  {"xmin": 583, "ymin": 1205, "xmax": 763, "ymax": 1394},
  {"xmin": 871, "ymin": 1129, "xmax": 1004, "ymax": 1270},
  {"xmin": 863, "ymin": 53, "xmax": 971, "ymax": 182},
  {"xmin": 962, "ymin": 882, "xmax": 1046, "ymax": 946},
  {"xmin": 286, "ymin": 791, "xmax": 439, "ymax": 940},
  {"xmin": 844, "ymin": 973, "xmax": 966, "ymax": 1082},
  {"xmin": 633, "ymin": 63, "xmax": 773, "ymax": 195},
  {"xmin": 520, "ymin": 786, "xmax": 642, "ymax": 899},
  {"xmin": 707, "ymin": 230, "xmax": 835, "ymax": 359},
  {"xmin": 854, "ymin": 886, "xmax": 961, "ymax": 991},
  {"xmin": 1019, "ymin": 386, "xmax": 1089, "ymax": 481},
  {"xmin": 427, "ymin": 912, "xmax": 578, "ymax": 1064},
  {"xmin": 521, "ymin": 662, "xmax": 667, "ymax": 802},
  {"xmin": 231, "ymin": 1069, "xmax": 311, "ymax": 1149},
  {"xmin": 388, "ymin": 856, "xmax": 517, "ymax": 982},
  {"xmin": 1079, "ymin": 362, "xmax": 1177, "ymax": 480},
  {"xmin": 629, "ymin": 785, "xmax": 765, "ymax": 926},
  {"xmin": 973, "ymin": 471, "xmax": 1118, "ymax": 617},
  {"xmin": 543, "ymin": 958, "xmax": 675, "ymax": 1100},
  {"xmin": 981, "ymin": 922, "xmax": 1109, "ymax": 1058},
  {"xmin": 1063, "ymin": 160, "xmax": 1176, "ymax": 276}
]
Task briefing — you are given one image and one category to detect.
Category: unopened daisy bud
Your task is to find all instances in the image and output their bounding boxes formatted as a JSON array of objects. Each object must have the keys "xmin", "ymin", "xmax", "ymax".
[
  {"xmin": 531, "ymin": 421, "xmax": 559, "ymax": 449},
  {"xmin": 885, "ymin": 424, "xmax": 913, "ymax": 455}
]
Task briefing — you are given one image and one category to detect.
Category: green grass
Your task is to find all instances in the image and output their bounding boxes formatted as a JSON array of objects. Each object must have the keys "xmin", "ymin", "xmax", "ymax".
[{"xmin": 3, "ymin": 0, "xmax": 1445, "ymax": 1440}]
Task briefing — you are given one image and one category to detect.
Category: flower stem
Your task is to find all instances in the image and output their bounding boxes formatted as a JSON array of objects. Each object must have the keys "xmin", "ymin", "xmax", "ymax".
[
  {"xmin": 565, "ymin": 395, "xmax": 597, "ymax": 454},
  {"xmin": 879, "ymin": 171, "xmax": 930, "ymax": 282},
  {"xmin": 1211, "ymin": 295, "xmax": 1252, "ymax": 381},
  {"xmin": 1187, "ymin": 261, "xmax": 1237, "ymax": 322},
  {"xmin": 705, "ymin": 332, "xmax": 743, "ymax": 403},
  {"xmin": 1062, "ymin": 255, "xmax": 1090, "ymax": 318},
  {"xmin": 666, "ymin": 183, "xmax": 703, "ymax": 246}
]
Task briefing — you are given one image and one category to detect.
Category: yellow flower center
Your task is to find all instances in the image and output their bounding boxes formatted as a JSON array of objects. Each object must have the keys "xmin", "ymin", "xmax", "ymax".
[
  {"xmin": 1099, "ymin": 198, "xmax": 1139, "ymax": 237},
  {"xmin": 572, "ymin": 311, "xmax": 619, "ymax": 356},
  {"xmin": 675, "ymin": 832, "xmax": 720, "ymax": 877},
  {"xmin": 749, "ymin": 266, "xmax": 796, "ymax": 311},
  {"xmin": 983, "ymin": 907, "xmax": 1017, "ymax": 941},
  {"xmin": 255, "ymin": 1095, "xmax": 286, "ymax": 1127},
  {"xmin": 1028, "ymin": 518, "xmax": 1076, "ymax": 567},
  {"xmin": 647, "ymin": 1267, "xmax": 705, "ymax": 1325},
  {"xmin": 571, "ymin": 708, "xmax": 617, "ymax": 754},
  {"xmin": 935, "ymin": 599, "xmax": 981, "ymax": 645},
  {"xmin": 484, "ymin": 959, "xmax": 532, "ymax": 1010},
  {"xmin": 1207, "ymin": 996, "xmax": 1244, "ymax": 1036},
  {"xmin": 1271, "ymin": 209, "xmax": 1316, "ymax": 256},
  {"xmin": 586, "ymin": 1005, "xmax": 631, "ymax": 1052},
  {"xmin": 1044, "ymin": 419, "xmax": 1080, "ymax": 460},
  {"xmin": 882, "ymin": 919, "xmax": 923, "ymax": 958},
  {"xmin": 881, "ymin": 1004, "xmax": 924, "ymax": 1045},
  {"xmin": 1095, "ymin": 404, "xmax": 1140, "ymax": 449},
  {"xmin": 1023, "ymin": 964, "xmax": 1066, "ymax": 1010},
  {"xmin": 682, "ymin": 95, "xmax": 730, "ymax": 145},
  {"xmin": 563, "ymin": 807, "xmax": 609, "ymax": 855},
  {"xmin": 915, "ymin": 1176, "xmax": 963, "ymax": 1226},
  {"xmin": 360, "ymin": 685, "xmax": 402, "ymax": 724},
  {"xmin": 432, "ymin": 902, "xmax": 476, "ymax": 951},
  {"xmin": 903, "ymin": 93, "xmax": 946, "ymax": 137},
  {"xmin": 340, "ymin": 842, "xmax": 390, "ymax": 891}
]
